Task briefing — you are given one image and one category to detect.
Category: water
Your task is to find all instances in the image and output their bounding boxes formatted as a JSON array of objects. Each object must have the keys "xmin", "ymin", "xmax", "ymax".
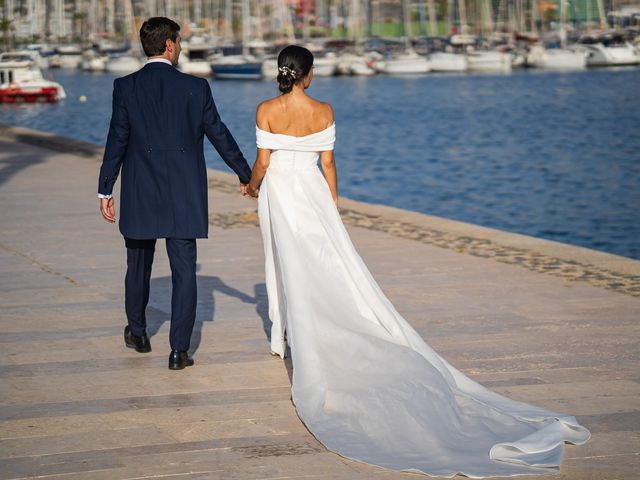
[{"xmin": 2, "ymin": 68, "xmax": 639, "ymax": 259}]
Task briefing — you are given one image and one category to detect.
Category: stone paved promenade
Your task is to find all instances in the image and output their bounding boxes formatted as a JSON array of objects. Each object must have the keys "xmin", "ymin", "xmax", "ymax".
[{"xmin": 1, "ymin": 125, "xmax": 639, "ymax": 479}]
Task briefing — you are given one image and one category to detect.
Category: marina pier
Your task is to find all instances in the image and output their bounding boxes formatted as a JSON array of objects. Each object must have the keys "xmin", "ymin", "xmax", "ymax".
[{"xmin": 0, "ymin": 125, "xmax": 638, "ymax": 478}]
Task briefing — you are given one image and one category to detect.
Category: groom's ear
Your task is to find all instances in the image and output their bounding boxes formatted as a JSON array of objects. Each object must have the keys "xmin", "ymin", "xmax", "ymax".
[{"xmin": 164, "ymin": 39, "xmax": 172, "ymax": 54}]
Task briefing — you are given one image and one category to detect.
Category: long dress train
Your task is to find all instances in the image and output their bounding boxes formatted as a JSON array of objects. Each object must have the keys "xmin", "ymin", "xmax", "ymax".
[{"xmin": 256, "ymin": 124, "xmax": 590, "ymax": 478}]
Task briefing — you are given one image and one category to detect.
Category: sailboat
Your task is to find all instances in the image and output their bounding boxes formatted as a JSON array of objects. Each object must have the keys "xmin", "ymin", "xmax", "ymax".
[
  {"xmin": 105, "ymin": 0, "xmax": 143, "ymax": 74},
  {"xmin": 527, "ymin": 0, "xmax": 587, "ymax": 70},
  {"xmin": 379, "ymin": 0, "xmax": 431, "ymax": 74},
  {"xmin": 425, "ymin": 0, "xmax": 468, "ymax": 72},
  {"xmin": 210, "ymin": 0, "xmax": 262, "ymax": 79}
]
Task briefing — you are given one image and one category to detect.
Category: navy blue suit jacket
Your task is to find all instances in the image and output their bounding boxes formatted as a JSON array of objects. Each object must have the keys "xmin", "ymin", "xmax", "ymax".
[{"xmin": 98, "ymin": 62, "xmax": 252, "ymax": 239}]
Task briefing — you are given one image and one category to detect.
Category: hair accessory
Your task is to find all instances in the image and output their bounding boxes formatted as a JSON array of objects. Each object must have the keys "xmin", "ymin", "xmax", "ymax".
[{"xmin": 278, "ymin": 66, "xmax": 297, "ymax": 79}]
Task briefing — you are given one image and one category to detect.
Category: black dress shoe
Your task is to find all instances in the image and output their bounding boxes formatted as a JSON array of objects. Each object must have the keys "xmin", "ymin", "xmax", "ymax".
[
  {"xmin": 124, "ymin": 326, "xmax": 151, "ymax": 353},
  {"xmin": 168, "ymin": 350, "xmax": 194, "ymax": 370}
]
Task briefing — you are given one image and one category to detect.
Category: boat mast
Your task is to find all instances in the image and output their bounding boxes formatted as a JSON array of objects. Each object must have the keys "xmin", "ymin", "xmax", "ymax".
[
  {"xmin": 559, "ymin": 0, "xmax": 566, "ymax": 48},
  {"xmin": 242, "ymin": 0, "xmax": 250, "ymax": 54},
  {"xmin": 223, "ymin": 0, "xmax": 233, "ymax": 43},
  {"xmin": 596, "ymin": 0, "xmax": 606, "ymax": 30},
  {"xmin": 402, "ymin": 0, "xmax": 412, "ymax": 48},
  {"xmin": 457, "ymin": 0, "xmax": 468, "ymax": 35},
  {"xmin": 427, "ymin": 0, "xmax": 437, "ymax": 36}
]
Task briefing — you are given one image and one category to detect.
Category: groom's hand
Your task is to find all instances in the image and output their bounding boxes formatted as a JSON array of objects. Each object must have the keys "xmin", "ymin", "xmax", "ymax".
[
  {"xmin": 239, "ymin": 183, "xmax": 248, "ymax": 196},
  {"xmin": 100, "ymin": 197, "xmax": 116, "ymax": 223}
]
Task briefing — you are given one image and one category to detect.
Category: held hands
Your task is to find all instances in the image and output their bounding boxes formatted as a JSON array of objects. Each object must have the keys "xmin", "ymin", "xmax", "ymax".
[
  {"xmin": 246, "ymin": 184, "xmax": 259, "ymax": 199},
  {"xmin": 100, "ymin": 197, "xmax": 116, "ymax": 223},
  {"xmin": 240, "ymin": 182, "xmax": 258, "ymax": 199}
]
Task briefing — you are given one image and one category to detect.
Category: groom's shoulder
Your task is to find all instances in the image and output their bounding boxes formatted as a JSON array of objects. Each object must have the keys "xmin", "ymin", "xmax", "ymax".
[{"xmin": 174, "ymin": 69, "xmax": 208, "ymax": 87}]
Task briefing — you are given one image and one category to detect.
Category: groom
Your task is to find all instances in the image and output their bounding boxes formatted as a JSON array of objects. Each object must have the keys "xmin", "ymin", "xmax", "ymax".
[{"xmin": 98, "ymin": 17, "xmax": 252, "ymax": 370}]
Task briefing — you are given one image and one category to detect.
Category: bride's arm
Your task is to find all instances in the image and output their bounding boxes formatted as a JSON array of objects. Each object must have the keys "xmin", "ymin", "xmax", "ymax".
[
  {"xmin": 321, "ymin": 150, "xmax": 338, "ymax": 207},
  {"xmin": 247, "ymin": 102, "xmax": 270, "ymax": 197},
  {"xmin": 320, "ymin": 104, "xmax": 338, "ymax": 207},
  {"xmin": 247, "ymin": 148, "xmax": 270, "ymax": 197}
]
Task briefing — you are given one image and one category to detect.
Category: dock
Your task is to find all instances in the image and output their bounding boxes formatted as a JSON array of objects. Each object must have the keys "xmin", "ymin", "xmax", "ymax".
[{"xmin": 0, "ymin": 124, "xmax": 638, "ymax": 479}]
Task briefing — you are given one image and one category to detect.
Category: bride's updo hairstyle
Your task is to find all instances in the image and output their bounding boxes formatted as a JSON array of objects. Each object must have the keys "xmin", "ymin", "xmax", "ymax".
[{"xmin": 277, "ymin": 45, "xmax": 314, "ymax": 94}]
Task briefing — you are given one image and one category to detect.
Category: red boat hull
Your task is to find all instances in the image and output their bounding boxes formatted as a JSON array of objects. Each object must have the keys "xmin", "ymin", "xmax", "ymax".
[{"xmin": 0, "ymin": 86, "xmax": 60, "ymax": 103}]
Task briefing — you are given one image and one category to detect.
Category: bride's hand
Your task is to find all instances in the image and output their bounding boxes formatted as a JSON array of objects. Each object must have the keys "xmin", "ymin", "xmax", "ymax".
[{"xmin": 247, "ymin": 184, "xmax": 259, "ymax": 198}]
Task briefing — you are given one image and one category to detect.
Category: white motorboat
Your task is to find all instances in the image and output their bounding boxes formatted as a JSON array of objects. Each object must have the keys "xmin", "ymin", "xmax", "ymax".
[
  {"xmin": 336, "ymin": 53, "xmax": 376, "ymax": 76},
  {"xmin": 580, "ymin": 34, "xmax": 640, "ymax": 66},
  {"xmin": 379, "ymin": 50, "xmax": 431, "ymax": 74},
  {"xmin": 527, "ymin": 45, "xmax": 587, "ymax": 70},
  {"xmin": 428, "ymin": 52, "xmax": 468, "ymax": 72},
  {"xmin": 54, "ymin": 45, "xmax": 83, "ymax": 69},
  {"xmin": 81, "ymin": 51, "xmax": 107, "ymax": 72},
  {"xmin": 467, "ymin": 50, "xmax": 512, "ymax": 72},
  {"xmin": 0, "ymin": 52, "xmax": 66, "ymax": 103},
  {"xmin": 105, "ymin": 54, "xmax": 143, "ymax": 74},
  {"xmin": 312, "ymin": 54, "xmax": 339, "ymax": 76},
  {"xmin": 261, "ymin": 57, "xmax": 279, "ymax": 81},
  {"xmin": 178, "ymin": 38, "xmax": 213, "ymax": 77}
]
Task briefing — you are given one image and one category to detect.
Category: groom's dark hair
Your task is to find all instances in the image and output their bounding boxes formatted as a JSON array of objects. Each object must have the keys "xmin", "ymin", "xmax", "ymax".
[{"xmin": 139, "ymin": 17, "xmax": 181, "ymax": 57}]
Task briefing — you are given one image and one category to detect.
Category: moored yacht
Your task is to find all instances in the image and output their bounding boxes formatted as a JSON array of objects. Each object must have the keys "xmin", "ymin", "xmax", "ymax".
[
  {"xmin": 466, "ymin": 50, "xmax": 512, "ymax": 72},
  {"xmin": 0, "ymin": 52, "xmax": 66, "ymax": 103},
  {"xmin": 580, "ymin": 33, "xmax": 640, "ymax": 66},
  {"xmin": 527, "ymin": 45, "xmax": 588, "ymax": 70},
  {"xmin": 428, "ymin": 52, "xmax": 468, "ymax": 72},
  {"xmin": 210, "ymin": 53, "xmax": 262, "ymax": 80},
  {"xmin": 105, "ymin": 53, "xmax": 143, "ymax": 74},
  {"xmin": 178, "ymin": 38, "xmax": 213, "ymax": 77},
  {"xmin": 378, "ymin": 49, "xmax": 431, "ymax": 74},
  {"xmin": 53, "ymin": 45, "xmax": 83, "ymax": 69}
]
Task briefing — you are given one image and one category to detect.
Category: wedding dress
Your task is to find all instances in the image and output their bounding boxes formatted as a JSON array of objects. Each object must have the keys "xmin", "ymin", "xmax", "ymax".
[{"xmin": 255, "ymin": 123, "xmax": 590, "ymax": 478}]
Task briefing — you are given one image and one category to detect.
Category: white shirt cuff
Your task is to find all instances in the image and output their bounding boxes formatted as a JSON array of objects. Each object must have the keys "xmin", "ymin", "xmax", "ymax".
[{"xmin": 98, "ymin": 193, "xmax": 112, "ymax": 199}]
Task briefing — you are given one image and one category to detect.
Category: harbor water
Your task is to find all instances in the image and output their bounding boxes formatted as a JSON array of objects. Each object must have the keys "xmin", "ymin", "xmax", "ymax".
[{"xmin": 1, "ymin": 68, "xmax": 638, "ymax": 259}]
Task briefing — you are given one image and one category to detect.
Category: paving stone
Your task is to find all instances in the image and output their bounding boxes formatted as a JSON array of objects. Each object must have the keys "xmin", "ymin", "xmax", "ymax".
[{"xmin": 0, "ymin": 127, "xmax": 639, "ymax": 479}]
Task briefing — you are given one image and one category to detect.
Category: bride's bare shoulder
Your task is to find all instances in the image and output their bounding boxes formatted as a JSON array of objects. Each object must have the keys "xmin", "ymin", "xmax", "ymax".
[
  {"xmin": 256, "ymin": 98, "xmax": 279, "ymax": 130},
  {"xmin": 312, "ymin": 99, "xmax": 334, "ymax": 126}
]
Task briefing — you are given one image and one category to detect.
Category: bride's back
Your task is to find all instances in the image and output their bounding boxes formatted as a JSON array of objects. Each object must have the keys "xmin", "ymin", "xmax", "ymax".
[{"xmin": 258, "ymin": 94, "xmax": 333, "ymax": 138}]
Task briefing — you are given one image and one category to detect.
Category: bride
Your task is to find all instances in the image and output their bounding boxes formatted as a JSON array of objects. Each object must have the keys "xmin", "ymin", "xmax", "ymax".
[{"xmin": 245, "ymin": 45, "xmax": 590, "ymax": 478}]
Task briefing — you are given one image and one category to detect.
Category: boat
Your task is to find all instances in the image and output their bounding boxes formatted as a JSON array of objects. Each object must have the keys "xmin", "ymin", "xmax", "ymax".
[
  {"xmin": 210, "ymin": 0, "xmax": 264, "ymax": 80},
  {"xmin": 310, "ymin": 53, "xmax": 338, "ymax": 76},
  {"xmin": 178, "ymin": 38, "xmax": 213, "ymax": 77},
  {"xmin": 105, "ymin": 53, "xmax": 143, "ymax": 74},
  {"xmin": 527, "ymin": 45, "xmax": 587, "ymax": 70},
  {"xmin": 53, "ymin": 45, "xmax": 83, "ymax": 69},
  {"xmin": 428, "ymin": 52, "xmax": 468, "ymax": 72},
  {"xmin": 0, "ymin": 52, "xmax": 66, "ymax": 103},
  {"xmin": 261, "ymin": 56, "xmax": 279, "ymax": 80},
  {"xmin": 466, "ymin": 50, "xmax": 512, "ymax": 72},
  {"xmin": 526, "ymin": 0, "xmax": 587, "ymax": 70},
  {"xmin": 336, "ymin": 53, "xmax": 376, "ymax": 76},
  {"xmin": 210, "ymin": 53, "xmax": 263, "ymax": 80},
  {"xmin": 580, "ymin": 33, "xmax": 640, "ymax": 66},
  {"xmin": 379, "ymin": 49, "xmax": 431, "ymax": 74},
  {"xmin": 81, "ymin": 50, "xmax": 108, "ymax": 72}
]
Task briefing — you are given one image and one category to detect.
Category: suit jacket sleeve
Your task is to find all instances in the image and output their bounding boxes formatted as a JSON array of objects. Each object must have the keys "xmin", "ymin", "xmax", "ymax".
[
  {"xmin": 98, "ymin": 79, "xmax": 130, "ymax": 196},
  {"xmin": 202, "ymin": 80, "xmax": 252, "ymax": 184}
]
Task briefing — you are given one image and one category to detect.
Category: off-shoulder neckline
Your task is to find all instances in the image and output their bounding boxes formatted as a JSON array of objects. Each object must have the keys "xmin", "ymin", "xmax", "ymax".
[{"xmin": 255, "ymin": 123, "xmax": 335, "ymax": 138}]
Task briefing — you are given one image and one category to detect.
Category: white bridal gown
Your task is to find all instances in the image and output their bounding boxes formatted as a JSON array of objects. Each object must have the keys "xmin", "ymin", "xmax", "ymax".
[{"xmin": 256, "ymin": 124, "xmax": 590, "ymax": 478}]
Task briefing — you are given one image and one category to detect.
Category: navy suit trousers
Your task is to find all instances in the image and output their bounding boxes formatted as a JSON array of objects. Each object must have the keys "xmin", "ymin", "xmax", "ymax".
[{"xmin": 125, "ymin": 237, "xmax": 197, "ymax": 351}]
